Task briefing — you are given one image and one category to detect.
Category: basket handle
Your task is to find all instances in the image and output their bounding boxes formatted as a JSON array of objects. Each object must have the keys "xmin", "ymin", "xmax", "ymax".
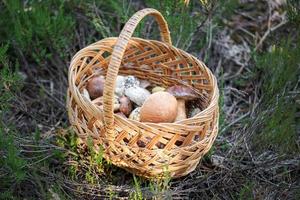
[{"xmin": 103, "ymin": 8, "xmax": 172, "ymax": 138}]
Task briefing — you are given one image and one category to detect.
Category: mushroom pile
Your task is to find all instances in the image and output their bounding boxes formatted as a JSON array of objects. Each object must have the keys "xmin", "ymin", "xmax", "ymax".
[{"xmin": 83, "ymin": 74, "xmax": 202, "ymax": 123}]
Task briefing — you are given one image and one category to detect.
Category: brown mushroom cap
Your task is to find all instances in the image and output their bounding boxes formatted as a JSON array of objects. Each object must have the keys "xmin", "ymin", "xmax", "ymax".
[
  {"xmin": 166, "ymin": 85, "xmax": 198, "ymax": 100},
  {"xmin": 140, "ymin": 92, "xmax": 178, "ymax": 123},
  {"xmin": 86, "ymin": 76, "xmax": 105, "ymax": 100},
  {"xmin": 166, "ymin": 85, "xmax": 199, "ymax": 121},
  {"xmin": 119, "ymin": 96, "xmax": 133, "ymax": 116}
]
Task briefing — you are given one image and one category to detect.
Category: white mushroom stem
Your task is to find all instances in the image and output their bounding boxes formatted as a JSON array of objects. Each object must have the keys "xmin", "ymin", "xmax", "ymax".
[{"xmin": 175, "ymin": 99, "xmax": 187, "ymax": 121}]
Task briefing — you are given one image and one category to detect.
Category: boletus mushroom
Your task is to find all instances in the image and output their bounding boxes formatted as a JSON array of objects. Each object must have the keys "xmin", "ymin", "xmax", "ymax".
[
  {"xmin": 129, "ymin": 107, "xmax": 141, "ymax": 121},
  {"xmin": 166, "ymin": 85, "xmax": 199, "ymax": 121},
  {"xmin": 140, "ymin": 91, "xmax": 178, "ymax": 123},
  {"xmin": 125, "ymin": 86, "xmax": 150, "ymax": 106},
  {"xmin": 119, "ymin": 96, "xmax": 132, "ymax": 116},
  {"xmin": 86, "ymin": 75, "xmax": 105, "ymax": 100}
]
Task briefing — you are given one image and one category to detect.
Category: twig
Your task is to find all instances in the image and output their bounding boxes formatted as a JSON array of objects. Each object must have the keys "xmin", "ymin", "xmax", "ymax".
[
  {"xmin": 220, "ymin": 111, "xmax": 250, "ymax": 134},
  {"xmin": 254, "ymin": 12, "xmax": 287, "ymax": 51}
]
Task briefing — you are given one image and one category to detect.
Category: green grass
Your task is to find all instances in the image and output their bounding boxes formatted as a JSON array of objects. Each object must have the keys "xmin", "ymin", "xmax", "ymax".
[
  {"xmin": 130, "ymin": 175, "xmax": 144, "ymax": 200},
  {"xmin": 1, "ymin": 0, "xmax": 75, "ymax": 61},
  {"xmin": 0, "ymin": 0, "xmax": 299, "ymax": 198},
  {"xmin": 253, "ymin": 38, "xmax": 300, "ymax": 154},
  {"xmin": 132, "ymin": 0, "xmax": 206, "ymax": 50},
  {"xmin": 287, "ymin": 0, "xmax": 300, "ymax": 26},
  {"xmin": 129, "ymin": 169, "xmax": 172, "ymax": 200},
  {"xmin": 0, "ymin": 45, "xmax": 27, "ymax": 198},
  {"xmin": 238, "ymin": 181, "xmax": 254, "ymax": 200}
]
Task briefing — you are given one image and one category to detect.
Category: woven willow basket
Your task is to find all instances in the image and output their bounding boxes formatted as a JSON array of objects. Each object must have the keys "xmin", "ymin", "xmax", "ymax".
[{"xmin": 67, "ymin": 8, "xmax": 219, "ymax": 179}]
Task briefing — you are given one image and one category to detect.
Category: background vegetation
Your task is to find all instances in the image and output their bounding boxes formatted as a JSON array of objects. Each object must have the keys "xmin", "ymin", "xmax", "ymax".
[{"xmin": 0, "ymin": 0, "xmax": 299, "ymax": 199}]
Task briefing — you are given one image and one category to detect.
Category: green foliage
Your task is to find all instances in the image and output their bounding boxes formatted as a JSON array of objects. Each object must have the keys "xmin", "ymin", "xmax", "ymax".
[
  {"xmin": 56, "ymin": 129, "xmax": 109, "ymax": 185},
  {"xmin": 0, "ymin": 0, "xmax": 75, "ymax": 60},
  {"xmin": 108, "ymin": 186, "xmax": 117, "ymax": 200},
  {"xmin": 287, "ymin": 0, "xmax": 300, "ymax": 26},
  {"xmin": 0, "ymin": 126, "xmax": 27, "ymax": 184},
  {"xmin": 256, "ymin": 96, "xmax": 298, "ymax": 154},
  {"xmin": 255, "ymin": 41, "xmax": 300, "ymax": 99},
  {"xmin": 148, "ymin": 167, "xmax": 172, "ymax": 199},
  {"xmin": 130, "ymin": 175, "xmax": 144, "ymax": 200},
  {"xmin": 238, "ymin": 181, "xmax": 254, "ymax": 200},
  {"xmin": 0, "ymin": 45, "xmax": 22, "ymax": 114},
  {"xmin": 141, "ymin": 0, "xmax": 204, "ymax": 49},
  {"xmin": 0, "ymin": 190, "xmax": 15, "ymax": 200},
  {"xmin": 218, "ymin": 0, "xmax": 240, "ymax": 19},
  {"xmin": 129, "ymin": 167, "xmax": 172, "ymax": 200},
  {"xmin": 0, "ymin": 45, "xmax": 26, "ymax": 196},
  {"xmin": 73, "ymin": 0, "xmax": 135, "ymax": 41},
  {"xmin": 253, "ymin": 38, "xmax": 300, "ymax": 154}
]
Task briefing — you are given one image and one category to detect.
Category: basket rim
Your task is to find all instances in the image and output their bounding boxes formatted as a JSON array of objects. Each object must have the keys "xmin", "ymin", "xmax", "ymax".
[{"xmin": 69, "ymin": 36, "xmax": 219, "ymax": 126}]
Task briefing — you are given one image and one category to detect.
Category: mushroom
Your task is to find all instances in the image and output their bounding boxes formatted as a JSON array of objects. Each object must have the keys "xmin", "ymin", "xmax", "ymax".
[
  {"xmin": 166, "ymin": 85, "xmax": 199, "ymax": 121},
  {"xmin": 82, "ymin": 88, "xmax": 91, "ymax": 101},
  {"xmin": 125, "ymin": 86, "xmax": 151, "ymax": 106},
  {"xmin": 129, "ymin": 107, "xmax": 141, "ymax": 121},
  {"xmin": 115, "ymin": 75, "xmax": 141, "ymax": 97},
  {"xmin": 119, "ymin": 96, "xmax": 133, "ymax": 116},
  {"xmin": 151, "ymin": 86, "xmax": 166, "ymax": 93},
  {"xmin": 140, "ymin": 92, "xmax": 178, "ymax": 123},
  {"xmin": 124, "ymin": 76, "xmax": 140, "ymax": 89},
  {"xmin": 115, "ymin": 75, "xmax": 126, "ymax": 97},
  {"xmin": 86, "ymin": 75, "xmax": 105, "ymax": 100}
]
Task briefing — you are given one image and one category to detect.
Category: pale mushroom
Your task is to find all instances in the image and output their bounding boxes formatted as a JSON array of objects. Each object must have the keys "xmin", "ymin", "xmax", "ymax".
[
  {"xmin": 125, "ymin": 86, "xmax": 151, "ymax": 106},
  {"xmin": 151, "ymin": 86, "xmax": 166, "ymax": 93},
  {"xmin": 129, "ymin": 107, "xmax": 141, "ymax": 121},
  {"xmin": 82, "ymin": 88, "xmax": 91, "ymax": 101},
  {"xmin": 124, "ymin": 76, "xmax": 140, "ymax": 89},
  {"xmin": 115, "ymin": 75, "xmax": 140, "ymax": 97},
  {"xmin": 115, "ymin": 75, "xmax": 126, "ymax": 97}
]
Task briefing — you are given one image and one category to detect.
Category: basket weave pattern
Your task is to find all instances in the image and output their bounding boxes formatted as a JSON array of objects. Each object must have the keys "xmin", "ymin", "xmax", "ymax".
[{"xmin": 67, "ymin": 8, "xmax": 219, "ymax": 178}]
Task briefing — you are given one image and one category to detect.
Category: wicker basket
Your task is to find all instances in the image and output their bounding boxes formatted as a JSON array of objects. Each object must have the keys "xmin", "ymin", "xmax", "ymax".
[{"xmin": 67, "ymin": 8, "xmax": 219, "ymax": 179}]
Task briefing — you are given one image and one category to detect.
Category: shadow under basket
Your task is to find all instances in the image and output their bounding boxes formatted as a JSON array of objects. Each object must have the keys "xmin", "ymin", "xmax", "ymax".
[{"xmin": 67, "ymin": 8, "xmax": 219, "ymax": 179}]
